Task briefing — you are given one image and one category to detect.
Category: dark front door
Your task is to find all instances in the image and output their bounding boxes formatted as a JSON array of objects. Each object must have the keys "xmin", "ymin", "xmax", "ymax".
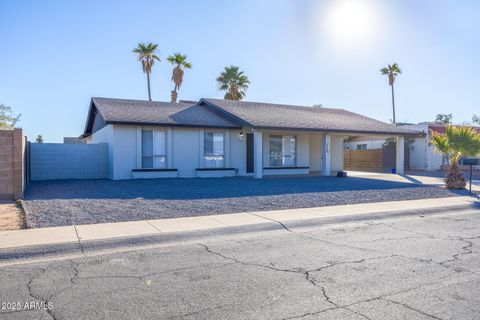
[{"xmin": 246, "ymin": 133, "xmax": 254, "ymax": 173}]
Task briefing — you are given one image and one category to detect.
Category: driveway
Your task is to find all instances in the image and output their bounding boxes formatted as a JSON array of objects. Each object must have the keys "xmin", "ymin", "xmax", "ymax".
[
  {"xmin": 24, "ymin": 175, "xmax": 465, "ymax": 228},
  {"xmin": 1, "ymin": 207, "xmax": 479, "ymax": 319}
]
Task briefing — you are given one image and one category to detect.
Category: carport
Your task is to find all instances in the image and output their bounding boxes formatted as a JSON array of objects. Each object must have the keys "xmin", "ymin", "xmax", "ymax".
[{"xmin": 343, "ymin": 133, "xmax": 421, "ymax": 174}]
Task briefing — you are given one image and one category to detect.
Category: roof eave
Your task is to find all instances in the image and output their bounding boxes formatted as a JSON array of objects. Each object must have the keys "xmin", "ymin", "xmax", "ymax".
[
  {"xmin": 199, "ymin": 99, "xmax": 252, "ymax": 127},
  {"xmin": 250, "ymin": 125, "xmax": 422, "ymax": 137},
  {"xmin": 81, "ymin": 98, "xmax": 97, "ymax": 138},
  {"xmin": 105, "ymin": 120, "xmax": 242, "ymax": 130}
]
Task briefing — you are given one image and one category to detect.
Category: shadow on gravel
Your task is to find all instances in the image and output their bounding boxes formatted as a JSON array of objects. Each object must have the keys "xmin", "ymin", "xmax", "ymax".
[{"xmin": 25, "ymin": 176, "xmax": 467, "ymax": 201}]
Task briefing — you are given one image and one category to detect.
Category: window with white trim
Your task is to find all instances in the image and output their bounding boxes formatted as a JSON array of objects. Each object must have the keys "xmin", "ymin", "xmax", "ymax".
[
  {"xmin": 357, "ymin": 144, "xmax": 367, "ymax": 150},
  {"xmin": 142, "ymin": 129, "xmax": 167, "ymax": 168},
  {"xmin": 269, "ymin": 135, "xmax": 296, "ymax": 166},
  {"xmin": 204, "ymin": 132, "xmax": 225, "ymax": 168}
]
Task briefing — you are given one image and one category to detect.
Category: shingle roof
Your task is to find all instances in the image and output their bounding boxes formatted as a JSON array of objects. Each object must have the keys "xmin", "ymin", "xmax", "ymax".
[
  {"xmin": 82, "ymin": 97, "xmax": 419, "ymax": 137},
  {"xmin": 200, "ymin": 98, "xmax": 417, "ymax": 135},
  {"xmin": 84, "ymin": 97, "xmax": 241, "ymax": 134}
]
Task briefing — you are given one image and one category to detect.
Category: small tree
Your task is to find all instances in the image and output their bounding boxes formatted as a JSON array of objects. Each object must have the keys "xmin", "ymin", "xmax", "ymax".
[
  {"xmin": 0, "ymin": 104, "xmax": 21, "ymax": 128},
  {"xmin": 35, "ymin": 135, "xmax": 44, "ymax": 143},
  {"xmin": 472, "ymin": 114, "xmax": 480, "ymax": 125},
  {"xmin": 434, "ymin": 113, "xmax": 453, "ymax": 125},
  {"xmin": 431, "ymin": 126, "xmax": 480, "ymax": 189}
]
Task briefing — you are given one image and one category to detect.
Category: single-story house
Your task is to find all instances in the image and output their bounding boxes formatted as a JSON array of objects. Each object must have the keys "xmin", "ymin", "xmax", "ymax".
[{"xmin": 80, "ymin": 97, "xmax": 417, "ymax": 179}]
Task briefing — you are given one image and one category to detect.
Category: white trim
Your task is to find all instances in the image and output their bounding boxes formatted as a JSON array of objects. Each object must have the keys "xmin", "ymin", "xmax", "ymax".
[
  {"xmin": 263, "ymin": 168, "xmax": 309, "ymax": 175},
  {"xmin": 199, "ymin": 128, "xmax": 204, "ymax": 168},
  {"xmin": 167, "ymin": 127, "xmax": 173, "ymax": 169},
  {"xmin": 202, "ymin": 129, "xmax": 227, "ymax": 169},
  {"xmin": 140, "ymin": 127, "xmax": 168, "ymax": 169},
  {"xmin": 132, "ymin": 170, "xmax": 178, "ymax": 179},
  {"xmin": 225, "ymin": 129, "xmax": 231, "ymax": 168},
  {"xmin": 266, "ymin": 133, "xmax": 297, "ymax": 167},
  {"xmin": 254, "ymin": 130, "xmax": 263, "ymax": 178},
  {"xmin": 322, "ymin": 133, "xmax": 331, "ymax": 176},
  {"xmin": 396, "ymin": 136, "xmax": 405, "ymax": 175},
  {"xmin": 136, "ymin": 126, "xmax": 142, "ymax": 169}
]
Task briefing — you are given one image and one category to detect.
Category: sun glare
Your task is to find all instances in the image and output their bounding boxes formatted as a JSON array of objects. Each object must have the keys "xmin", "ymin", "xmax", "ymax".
[{"xmin": 320, "ymin": 0, "xmax": 381, "ymax": 49}]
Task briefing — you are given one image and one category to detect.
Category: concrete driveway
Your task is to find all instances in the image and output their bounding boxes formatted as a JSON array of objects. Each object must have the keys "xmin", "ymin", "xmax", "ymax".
[
  {"xmin": 1, "ymin": 207, "xmax": 479, "ymax": 319},
  {"xmin": 347, "ymin": 170, "xmax": 480, "ymax": 192}
]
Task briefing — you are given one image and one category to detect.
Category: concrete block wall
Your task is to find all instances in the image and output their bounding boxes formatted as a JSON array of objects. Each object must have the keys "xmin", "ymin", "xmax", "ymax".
[
  {"xmin": 30, "ymin": 143, "xmax": 108, "ymax": 181},
  {"xmin": 0, "ymin": 128, "xmax": 25, "ymax": 200}
]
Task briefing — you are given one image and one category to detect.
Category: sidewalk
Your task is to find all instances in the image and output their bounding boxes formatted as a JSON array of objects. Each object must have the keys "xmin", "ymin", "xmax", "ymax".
[{"xmin": 0, "ymin": 196, "xmax": 477, "ymax": 251}]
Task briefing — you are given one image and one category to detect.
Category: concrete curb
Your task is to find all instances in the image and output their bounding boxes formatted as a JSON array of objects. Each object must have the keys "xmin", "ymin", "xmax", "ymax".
[
  {"xmin": 17, "ymin": 199, "xmax": 33, "ymax": 229},
  {"xmin": 1, "ymin": 201, "xmax": 477, "ymax": 263}
]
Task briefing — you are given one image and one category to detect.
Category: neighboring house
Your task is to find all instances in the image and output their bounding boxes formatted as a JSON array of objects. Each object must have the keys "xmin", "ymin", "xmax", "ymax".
[
  {"xmin": 345, "ymin": 137, "xmax": 387, "ymax": 150},
  {"xmin": 401, "ymin": 123, "xmax": 480, "ymax": 171},
  {"xmin": 80, "ymin": 97, "xmax": 416, "ymax": 179},
  {"xmin": 63, "ymin": 137, "xmax": 86, "ymax": 144}
]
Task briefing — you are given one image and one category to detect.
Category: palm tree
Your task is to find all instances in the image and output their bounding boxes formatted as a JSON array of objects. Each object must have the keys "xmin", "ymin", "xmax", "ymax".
[
  {"xmin": 216, "ymin": 66, "xmax": 250, "ymax": 100},
  {"xmin": 133, "ymin": 43, "xmax": 161, "ymax": 101},
  {"xmin": 167, "ymin": 53, "xmax": 192, "ymax": 103},
  {"xmin": 380, "ymin": 63, "xmax": 402, "ymax": 124},
  {"xmin": 431, "ymin": 125, "xmax": 480, "ymax": 189}
]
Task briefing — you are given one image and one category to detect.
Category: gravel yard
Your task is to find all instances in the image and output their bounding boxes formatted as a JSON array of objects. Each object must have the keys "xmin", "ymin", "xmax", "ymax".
[{"xmin": 24, "ymin": 176, "xmax": 466, "ymax": 228}]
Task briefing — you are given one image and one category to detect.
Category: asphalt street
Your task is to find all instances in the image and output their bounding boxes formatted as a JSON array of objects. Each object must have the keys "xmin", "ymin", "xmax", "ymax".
[{"xmin": 1, "ymin": 208, "xmax": 479, "ymax": 320}]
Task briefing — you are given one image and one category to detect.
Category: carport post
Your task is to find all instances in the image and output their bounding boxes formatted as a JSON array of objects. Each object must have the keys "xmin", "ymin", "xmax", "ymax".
[
  {"xmin": 322, "ymin": 134, "xmax": 331, "ymax": 176},
  {"xmin": 396, "ymin": 136, "xmax": 405, "ymax": 175},
  {"xmin": 254, "ymin": 130, "xmax": 263, "ymax": 178}
]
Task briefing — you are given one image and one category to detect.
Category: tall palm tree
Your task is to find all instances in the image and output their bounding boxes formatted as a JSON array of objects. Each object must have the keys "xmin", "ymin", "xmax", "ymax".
[
  {"xmin": 167, "ymin": 53, "xmax": 192, "ymax": 103},
  {"xmin": 216, "ymin": 66, "xmax": 250, "ymax": 100},
  {"xmin": 431, "ymin": 125, "xmax": 480, "ymax": 189},
  {"xmin": 380, "ymin": 63, "xmax": 402, "ymax": 124},
  {"xmin": 133, "ymin": 43, "xmax": 161, "ymax": 101}
]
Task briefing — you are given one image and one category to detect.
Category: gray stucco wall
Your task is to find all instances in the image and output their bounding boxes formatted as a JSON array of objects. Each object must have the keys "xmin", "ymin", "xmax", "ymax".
[{"xmin": 30, "ymin": 143, "xmax": 108, "ymax": 181}]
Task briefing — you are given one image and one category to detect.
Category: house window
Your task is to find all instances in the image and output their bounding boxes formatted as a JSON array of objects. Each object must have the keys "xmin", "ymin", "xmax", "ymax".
[
  {"xmin": 269, "ymin": 135, "xmax": 296, "ymax": 166},
  {"xmin": 142, "ymin": 130, "xmax": 167, "ymax": 168},
  {"xmin": 204, "ymin": 132, "xmax": 225, "ymax": 168},
  {"xmin": 357, "ymin": 144, "xmax": 367, "ymax": 150}
]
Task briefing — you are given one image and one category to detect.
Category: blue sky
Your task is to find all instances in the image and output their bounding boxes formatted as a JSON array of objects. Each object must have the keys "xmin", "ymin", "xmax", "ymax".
[{"xmin": 1, "ymin": 0, "xmax": 479, "ymax": 142}]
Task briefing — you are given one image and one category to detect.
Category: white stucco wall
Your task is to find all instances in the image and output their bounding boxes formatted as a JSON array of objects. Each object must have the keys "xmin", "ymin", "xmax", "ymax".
[
  {"xmin": 408, "ymin": 137, "xmax": 427, "ymax": 170},
  {"xmin": 309, "ymin": 134, "xmax": 323, "ymax": 172},
  {"xmin": 172, "ymin": 128, "xmax": 201, "ymax": 178},
  {"xmin": 91, "ymin": 125, "xmax": 114, "ymax": 179},
  {"xmin": 330, "ymin": 135, "xmax": 345, "ymax": 172},
  {"xmin": 112, "ymin": 125, "xmax": 137, "ymax": 180},
  {"xmin": 230, "ymin": 129, "xmax": 247, "ymax": 176},
  {"xmin": 401, "ymin": 123, "xmax": 444, "ymax": 171},
  {"xmin": 89, "ymin": 125, "xmax": 348, "ymax": 179},
  {"xmin": 426, "ymin": 143, "xmax": 443, "ymax": 171}
]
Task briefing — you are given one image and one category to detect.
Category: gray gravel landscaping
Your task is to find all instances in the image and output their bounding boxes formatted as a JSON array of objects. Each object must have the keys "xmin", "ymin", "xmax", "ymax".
[{"xmin": 24, "ymin": 176, "xmax": 466, "ymax": 228}]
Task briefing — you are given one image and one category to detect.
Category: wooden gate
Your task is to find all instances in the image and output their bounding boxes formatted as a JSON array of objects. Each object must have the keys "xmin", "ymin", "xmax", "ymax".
[
  {"xmin": 344, "ymin": 149, "xmax": 384, "ymax": 172},
  {"xmin": 344, "ymin": 147, "xmax": 410, "ymax": 172}
]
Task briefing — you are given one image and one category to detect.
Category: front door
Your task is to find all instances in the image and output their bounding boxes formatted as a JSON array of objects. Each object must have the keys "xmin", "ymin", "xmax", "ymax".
[{"xmin": 246, "ymin": 133, "xmax": 254, "ymax": 173}]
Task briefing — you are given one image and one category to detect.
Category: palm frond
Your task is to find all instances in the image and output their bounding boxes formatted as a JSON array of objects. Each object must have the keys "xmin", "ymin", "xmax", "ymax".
[
  {"xmin": 133, "ymin": 42, "xmax": 160, "ymax": 74},
  {"xmin": 216, "ymin": 65, "xmax": 250, "ymax": 100}
]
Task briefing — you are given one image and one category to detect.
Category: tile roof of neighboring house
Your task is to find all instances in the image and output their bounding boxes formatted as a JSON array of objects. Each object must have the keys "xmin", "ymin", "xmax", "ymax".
[
  {"xmin": 199, "ymin": 98, "xmax": 417, "ymax": 135},
  {"xmin": 428, "ymin": 123, "xmax": 480, "ymax": 134},
  {"xmin": 82, "ymin": 97, "xmax": 419, "ymax": 137}
]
